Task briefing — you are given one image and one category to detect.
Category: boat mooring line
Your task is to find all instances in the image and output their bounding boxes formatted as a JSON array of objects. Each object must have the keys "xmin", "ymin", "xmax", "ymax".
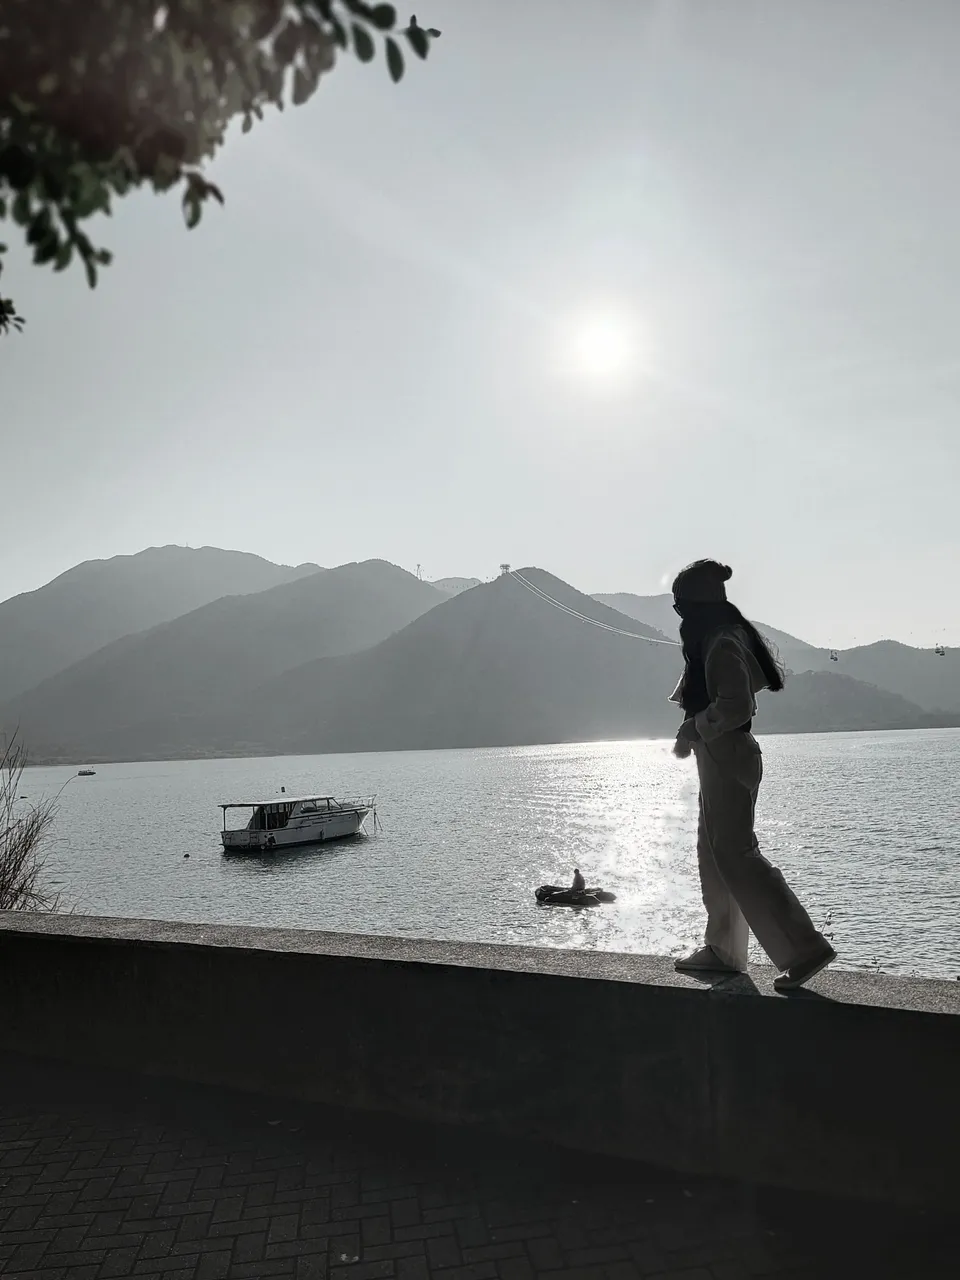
[{"xmin": 508, "ymin": 570, "xmax": 682, "ymax": 647}]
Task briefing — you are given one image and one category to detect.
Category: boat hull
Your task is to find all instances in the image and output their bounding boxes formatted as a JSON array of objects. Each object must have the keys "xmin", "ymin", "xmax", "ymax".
[
  {"xmin": 535, "ymin": 884, "xmax": 617, "ymax": 906},
  {"xmin": 222, "ymin": 807, "xmax": 370, "ymax": 853}
]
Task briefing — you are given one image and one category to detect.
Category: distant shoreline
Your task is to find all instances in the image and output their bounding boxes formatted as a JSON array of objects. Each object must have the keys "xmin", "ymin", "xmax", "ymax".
[{"xmin": 24, "ymin": 722, "xmax": 960, "ymax": 769}]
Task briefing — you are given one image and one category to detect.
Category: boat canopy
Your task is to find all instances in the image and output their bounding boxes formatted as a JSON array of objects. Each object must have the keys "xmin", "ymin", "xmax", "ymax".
[{"xmin": 219, "ymin": 795, "xmax": 337, "ymax": 810}]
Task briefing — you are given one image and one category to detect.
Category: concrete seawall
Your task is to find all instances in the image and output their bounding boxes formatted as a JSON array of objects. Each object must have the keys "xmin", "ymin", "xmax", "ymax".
[{"xmin": 1, "ymin": 913, "xmax": 958, "ymax": 1207}]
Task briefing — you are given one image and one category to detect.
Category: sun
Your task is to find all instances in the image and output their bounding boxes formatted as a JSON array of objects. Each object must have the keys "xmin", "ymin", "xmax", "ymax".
[{"xmin": 559, "ymin": 306, "xmax": 645, "ymax": 389}]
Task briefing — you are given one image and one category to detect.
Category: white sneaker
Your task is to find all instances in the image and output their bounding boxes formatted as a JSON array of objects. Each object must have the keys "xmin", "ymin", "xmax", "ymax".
[
  {"xmin": 674, "ymin": 945, "xmax": 742, "ymax": 974},
  {"xmin": 773, "ymin": 945, "xmax": 837, "ymax": 992}
]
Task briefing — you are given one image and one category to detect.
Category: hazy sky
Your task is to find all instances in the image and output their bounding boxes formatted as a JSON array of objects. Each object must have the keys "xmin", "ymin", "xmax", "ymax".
[{"xmin": 3, "ymin": 0, "xmax": 960, "ymax": 647}]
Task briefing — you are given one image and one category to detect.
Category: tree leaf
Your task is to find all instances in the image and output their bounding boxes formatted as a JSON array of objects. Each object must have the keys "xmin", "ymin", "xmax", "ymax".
[
  {"xmin": 12, "ymin": 191, "xmax": 31, "ymax": 226},
  {"xmin": 406, "ymin": 21, "xmax": 428, "ymax": 58},
  {"xmin": 183, "ymin": 191, "xmax": 201, "ymax": 230},
  {"xmin": 0, "ymin": 145, "xmax": 37, "ymax": 190},
  {"xmin": 369, "ymin": 4, "xmax": 397, "ymax": 29},
  {"xmin": 386, "ymin": 36, "xmax": 404, "ymax": 82},
  {"xmin": 54, "ymin": 241, "xmax": 73, "ymax": 272},
  {"xmin": 352, "ymin": 23, "xmax": 376, "ymax": 62},
  {"xmin": 33, "ymin": 235, "xmax": 59, "ymax": 265},
  {"xmin": 250, "ymin": 0, "xmax": 284, "ymax": 41},
  {"xmin": 274, "ymin": 21, "xmax": 301, "ymax": 66},
  {"xmin": 303, "ymin": 23, "xmax": 336, "ymax": 76},
  {"xmin": 293, "ymin": 65, "xmax": 314, "ymax": 105},
  {"xmin": 330, "ymin": 16, "xmax": 348, "ymax": 48},
  {"xmin": 0, "ymin": 295, "xmax": 26, "ymax": 335},
  {"xmin": 26, "ymin": 210, "xmax": 52, "ymax": 247}
]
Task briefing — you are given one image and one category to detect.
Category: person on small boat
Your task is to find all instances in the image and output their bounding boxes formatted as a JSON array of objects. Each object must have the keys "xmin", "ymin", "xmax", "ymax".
[
  {"xmin": 669, "ymin": 559, "xmax": 837, "ymax": 992},
  {"xmin": 571, "ymin": 868, "xmax": 586, "ymax": 895}
]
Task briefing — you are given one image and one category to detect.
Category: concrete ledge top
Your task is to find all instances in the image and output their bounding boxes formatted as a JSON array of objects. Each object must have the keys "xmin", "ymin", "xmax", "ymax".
[{"xmin": 1, "ymin": 911, "xmax": 958, "ymax": 1016}]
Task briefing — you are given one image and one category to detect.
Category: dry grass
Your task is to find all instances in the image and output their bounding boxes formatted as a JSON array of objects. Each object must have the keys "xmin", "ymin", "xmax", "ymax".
[{"xmin": 0, "ymin": 733, "xmax": 62, "ymax": 912}]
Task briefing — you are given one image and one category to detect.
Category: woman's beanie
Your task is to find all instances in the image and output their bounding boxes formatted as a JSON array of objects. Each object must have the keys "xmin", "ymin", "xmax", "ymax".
[{"xmin": 672, "ymin": 559, "xmax": 733, "ymax": 604}]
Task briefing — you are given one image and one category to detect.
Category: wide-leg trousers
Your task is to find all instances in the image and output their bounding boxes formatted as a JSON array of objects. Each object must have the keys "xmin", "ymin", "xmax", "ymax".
[{"xmin": 695, "ymin": 732, "xmax": 828, "ymax": 971}]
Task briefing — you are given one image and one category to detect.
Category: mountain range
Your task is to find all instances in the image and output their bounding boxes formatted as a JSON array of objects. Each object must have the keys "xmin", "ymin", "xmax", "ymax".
[
  {"xmin": 1, "ymin": 547, "xmax": 956, "ymax": 763},
  {"xmin": 0, "ymin": 545, "xmax": 321, "ymax": 705},
  {"xmin": 1, "ymin": 560, "xmax": 441, "ymax": 761}
]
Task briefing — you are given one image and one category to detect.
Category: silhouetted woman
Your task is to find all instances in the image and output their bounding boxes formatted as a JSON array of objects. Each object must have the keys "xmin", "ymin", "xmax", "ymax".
[{"xmin": 669, "ymin": 559, "xmax": 836, "ymax": 991}]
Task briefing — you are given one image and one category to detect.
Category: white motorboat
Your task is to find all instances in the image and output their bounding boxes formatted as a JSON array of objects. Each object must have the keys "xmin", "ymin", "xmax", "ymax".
[{"xmin": 219, "ymin": 793, "xmax": 376, "ymax": 853}]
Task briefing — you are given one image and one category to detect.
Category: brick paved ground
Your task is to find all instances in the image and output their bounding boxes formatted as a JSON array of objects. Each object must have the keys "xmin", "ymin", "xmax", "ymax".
[{"xmin": 0, "ymin": 1054, "xmax": 955, "ymax": 1280}]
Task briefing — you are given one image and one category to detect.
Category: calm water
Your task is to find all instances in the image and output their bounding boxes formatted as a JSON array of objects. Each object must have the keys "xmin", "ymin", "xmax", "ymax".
[{"xmin": 23, "ymin": 729, "xmax": 960, "ymax": 978}]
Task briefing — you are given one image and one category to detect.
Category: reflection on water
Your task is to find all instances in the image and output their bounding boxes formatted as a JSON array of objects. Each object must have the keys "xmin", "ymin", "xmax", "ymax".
[{"xmin": 26, "ymin": 729, "xmax": 960, "ymax": 978}]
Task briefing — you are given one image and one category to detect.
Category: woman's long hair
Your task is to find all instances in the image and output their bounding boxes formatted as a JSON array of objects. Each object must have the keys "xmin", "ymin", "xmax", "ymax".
[
  {"xmin": 678, "ymin": 602, "xmax": 785, "ymax": 715},
  {"xmin": 723, "ymin": 603, "xmax": 785, "ymax": 692}
]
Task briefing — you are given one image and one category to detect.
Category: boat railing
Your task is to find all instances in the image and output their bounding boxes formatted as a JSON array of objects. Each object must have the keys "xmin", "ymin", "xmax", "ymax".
[
  {"xmin": 292, "ymin": 796, "xmax": 376, "ymax": 815},
  {"xmin": 329, "ymin": 795, "xmax": 376, "ymax": 811}
]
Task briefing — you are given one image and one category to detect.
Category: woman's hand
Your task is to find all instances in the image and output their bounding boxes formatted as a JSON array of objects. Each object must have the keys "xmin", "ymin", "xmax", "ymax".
[{"xmin": 672, "ymin": 718, "xmax": 699, "ymax": 758}]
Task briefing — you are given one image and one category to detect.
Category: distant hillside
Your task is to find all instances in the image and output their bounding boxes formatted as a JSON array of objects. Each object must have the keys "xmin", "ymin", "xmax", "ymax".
[
  {"xmin": 830, "ymin": 641, "xmax": 960, "ymax": 715},
  {"xmin": 0, "ymin": 545, "xmax": 321, "ymax": 703},
  {"xmin": 206, "ymin": 568, "xmax": 683, "ymax": 757},
  {"xmin": 3, "ymin": 561, "xmax": 440, "ymax": 761},
  {"xmin": 430, "ymin": 577, "xmax": 482, "ymax": 596},
  {"xmin": 594, "ymin": 591, "xmax": 959, "ymax": 713},
  {"xmin": 759, "ymin": 670, "xmax": 950, "ymax": 733}
]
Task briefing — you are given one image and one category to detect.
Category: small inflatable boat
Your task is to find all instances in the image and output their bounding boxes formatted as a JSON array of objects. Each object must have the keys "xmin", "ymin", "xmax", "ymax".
[{"xmin": 535, "ymin": 884, "xmax": 617, "ymax": 907}]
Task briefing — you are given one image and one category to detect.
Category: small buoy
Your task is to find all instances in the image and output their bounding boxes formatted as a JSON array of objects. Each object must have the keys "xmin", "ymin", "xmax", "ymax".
[
  {"xmin": 281, "ymin": 786, "xmax": 286, "ymax": 793},
  {"xmin": 184, "ymin": 853, "xmax": 190, "ymax": 859}
]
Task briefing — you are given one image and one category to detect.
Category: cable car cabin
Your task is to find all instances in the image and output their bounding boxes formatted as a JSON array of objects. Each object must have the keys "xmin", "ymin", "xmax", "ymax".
[
  {"xmin": 829, "ymin": 650, "xmax": 839, "ymax": 662},
  {"xmin": 219, "ymin": 793, "xmax": 376, "ymax": 853}
]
